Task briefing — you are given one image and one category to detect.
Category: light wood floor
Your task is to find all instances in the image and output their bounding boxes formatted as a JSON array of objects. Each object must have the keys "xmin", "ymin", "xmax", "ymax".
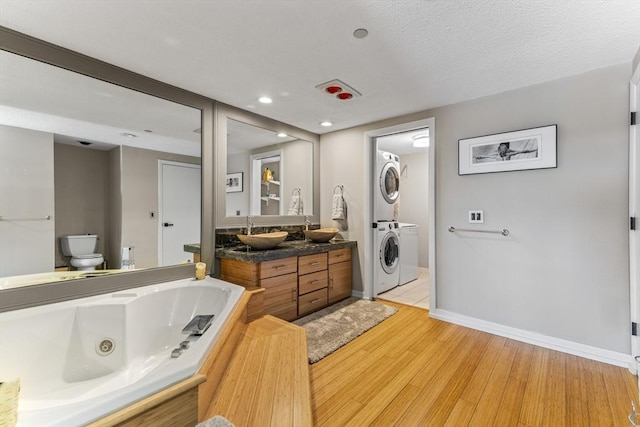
[{"xmin": 309, "ymin": 302, "xmax": 638, "ymax": 427}]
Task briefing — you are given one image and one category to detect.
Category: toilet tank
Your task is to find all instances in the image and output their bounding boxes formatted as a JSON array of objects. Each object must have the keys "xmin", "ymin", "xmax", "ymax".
[{"xmin": 60, "ymin": 235, "xmax": 98, "ymax": 256}]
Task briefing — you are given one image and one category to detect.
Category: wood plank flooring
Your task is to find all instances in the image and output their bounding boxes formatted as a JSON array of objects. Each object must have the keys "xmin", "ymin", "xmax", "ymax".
[{"xmin": 309, "ymin": 302, "xmax": 638, "ymax": 427}]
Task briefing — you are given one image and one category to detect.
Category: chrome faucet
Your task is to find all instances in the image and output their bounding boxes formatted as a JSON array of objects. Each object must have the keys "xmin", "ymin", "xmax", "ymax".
[
  {"xmin": 304, "ymin": 215, "xmax": 311, "ymax": 231},
  {"xmin": 247, "ymin": 216, "xmax": 254, "ymax": 235}
]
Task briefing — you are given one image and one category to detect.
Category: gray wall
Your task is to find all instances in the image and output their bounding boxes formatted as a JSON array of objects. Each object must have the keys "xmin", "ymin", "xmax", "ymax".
[
  {"xmin": 398, "ymin": 151, "xmax": 429, "ymax": 268},
  {"xmin": 320, "ymin": 63, "xmax": 631, "ymax": 354},
  {"xmin": 0, "ymin": 125, "xmax": 54, "ymax": 276},
  {"xmin": 54, "ymin": 143, "xmax": 111, "ymax": 267},
  {"xmin": 120, "ymin": 146, "xmax": 199, "ymax": 268}
]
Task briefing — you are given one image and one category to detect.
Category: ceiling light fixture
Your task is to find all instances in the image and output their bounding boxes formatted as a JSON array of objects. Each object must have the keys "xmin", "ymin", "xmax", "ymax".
[
  {"xmin": 320, "ymin": 121, "xmax": 333, "ymax": 127},
  {"xmin": 277, "ymin": 132, "xmax": 288, "ymax": 138},
  {"xmin": 258, "ymin": 96, "xmax": 272, "ymax": 104},
  {"xmin": 120, "ymin": 132, "xmax": 138, "ymax": 138},
  {"xmin": 412, "ymin": 134, "xmax": 429, "ymax": 148}
]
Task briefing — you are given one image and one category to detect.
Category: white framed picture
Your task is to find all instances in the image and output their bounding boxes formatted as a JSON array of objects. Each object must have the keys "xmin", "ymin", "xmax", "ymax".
[
  {"xmin": 458, "ymin": 124, "xmax": 557, "ymax": 175},
  {"xmin": 226, "ymin": 172, "xmax": 243, "ymax": 193}
]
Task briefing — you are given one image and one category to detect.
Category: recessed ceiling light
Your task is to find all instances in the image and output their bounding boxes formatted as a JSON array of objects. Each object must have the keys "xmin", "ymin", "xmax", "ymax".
[
  {"xmin": 320, "ymin": 121, "xmax": 333, "ymax": 127},
  {"xmin": 77, "ymin": 140, "xmax": 92, "ymax": 146},
  {"xmin": 277, "ymin": 132, "xmax": 288, "ymax": 138},
  {"xmin": 412, "ymin": 134, "xmax": 429, "ymax": 148},
  {"xmin": 258, "ymin": 96, "xmax": 273, "ymax": 104},
  {"xmin": 120, "ymin": 132, "xmax": 138, "ymax": 138},
  {"xmin": 144, "ymin": 129, "xmax": 153, "ymax": 133},
  {"xmin": 353, "ymin": 28, "xmax": 369, "ymax": 39}
]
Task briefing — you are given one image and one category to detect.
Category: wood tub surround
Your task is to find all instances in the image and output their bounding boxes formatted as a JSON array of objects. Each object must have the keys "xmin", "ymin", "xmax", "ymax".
[{"xmin": 218, "ymin": 240, "xmax": 356, "ymax": 321}]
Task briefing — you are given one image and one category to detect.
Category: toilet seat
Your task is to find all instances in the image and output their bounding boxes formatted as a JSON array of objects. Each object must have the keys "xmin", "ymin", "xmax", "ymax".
[
  {"xmin": 73, "ymin": 253, "xmax": 103, "ymax": 260},
  {"xmin": 70, "ymin": 253, "xmax": 104, "ymax": 271}
]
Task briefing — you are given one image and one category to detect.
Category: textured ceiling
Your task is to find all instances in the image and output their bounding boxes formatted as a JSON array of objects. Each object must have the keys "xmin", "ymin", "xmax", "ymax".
[{"xmin": 0, "ymin": 0, "xmax": 638, "ymax": 134}]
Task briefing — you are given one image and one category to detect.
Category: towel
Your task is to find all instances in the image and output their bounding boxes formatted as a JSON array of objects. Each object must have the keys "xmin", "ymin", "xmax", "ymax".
[
  {"xmin": 287, "ymin": 193, "xmax": 303, "ymax": 215},
  {"xmin": 332, "ymin": 193, "xmax": 346, "ymax": 220}
]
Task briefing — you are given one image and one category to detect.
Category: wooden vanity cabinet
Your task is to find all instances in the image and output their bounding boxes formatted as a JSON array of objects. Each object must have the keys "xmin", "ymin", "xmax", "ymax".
[
  {"xmin": 328, "ymin": 248, "xmax": 352, "ymax": 304},
  {"xmin": 219, "ymin": 247, "xmax": 353, "ymax": 321}
]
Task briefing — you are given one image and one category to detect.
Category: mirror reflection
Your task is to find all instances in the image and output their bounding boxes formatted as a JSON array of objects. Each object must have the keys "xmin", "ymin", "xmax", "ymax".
[
  {"xmin": 0, "ymin": 50, "xmax": 202, "ymax": 288},
  {"xmin": 226, "ymin": 119, "xmax": 313, "ymax": 217}
]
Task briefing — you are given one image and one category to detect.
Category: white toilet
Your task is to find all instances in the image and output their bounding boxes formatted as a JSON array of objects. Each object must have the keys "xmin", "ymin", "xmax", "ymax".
[{"xmin": 60, "ymin": 235, "xmax": 104, "ymax": 271}]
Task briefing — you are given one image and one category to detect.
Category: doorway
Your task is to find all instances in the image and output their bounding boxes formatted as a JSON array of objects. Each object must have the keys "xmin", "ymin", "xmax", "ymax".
[
  {"xmin": 158, "ymin": 160, "xmax": 201, "ymax": 266},
  {"xmin": 374, "ymin": 128, "xmax": 430, "ymax": 309},
  {"xmin": 365, "ymin": 117, "xmax": 436, "ymax": 311}
]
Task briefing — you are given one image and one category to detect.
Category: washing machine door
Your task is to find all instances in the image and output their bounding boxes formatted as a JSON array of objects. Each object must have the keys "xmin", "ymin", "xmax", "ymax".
[
  {"xmin": 379, "ymin": 231, "xmax": 400, "ymax": 274},
  {"xmin": 379, "ymin": 162, "xmax": 400, "ymax": 204}
]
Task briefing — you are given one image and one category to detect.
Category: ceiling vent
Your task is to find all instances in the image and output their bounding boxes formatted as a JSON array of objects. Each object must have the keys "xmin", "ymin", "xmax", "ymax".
[{"xmin": 315, "ymin": 79, "xmax": 361, "ymax": 100}]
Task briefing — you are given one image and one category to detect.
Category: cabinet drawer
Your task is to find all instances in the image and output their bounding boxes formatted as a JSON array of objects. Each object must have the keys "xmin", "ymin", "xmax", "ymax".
[
  {"xmin": 328, "ymin": 247, "xmax": 352, "ymax": 265},
  {"xmin": 260, "ymin": 256, "xmax": 297, "ymax": 279},
  {"xmin": 298, "ymin": 253, "xmax": 327, "ymax": 275},
  {"xmin": 299, "ymin": 270, "xmax": 328, "ymax": 295},
  {"xmin": 298, "ymin": 288, "xmax": 328, "ymax": 316}
]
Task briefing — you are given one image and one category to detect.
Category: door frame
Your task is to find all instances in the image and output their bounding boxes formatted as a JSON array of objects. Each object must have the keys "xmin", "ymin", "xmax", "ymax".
[
  {"xmin": 365, "ymin": 117, "xmax": 436, "ymax": 304},
  {"xmin": 630, "ymin": 57, "xmax": 640, "ymax": 370},
  {"xmin": 157, "ymin": 160, "xmax": 202, "ymax": 266}
]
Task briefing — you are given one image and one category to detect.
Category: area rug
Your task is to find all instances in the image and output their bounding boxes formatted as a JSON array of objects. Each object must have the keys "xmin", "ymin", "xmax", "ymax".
[{"xmin": 293, "ymin": 297, "xmax": 398, "ymax": 364}]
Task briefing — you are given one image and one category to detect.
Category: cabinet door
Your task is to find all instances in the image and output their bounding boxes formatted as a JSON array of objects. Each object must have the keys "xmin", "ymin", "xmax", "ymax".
[
  {"xmin": 260, "ymin": 272, "xmax": 298, "ymax": 321},
  {"xmin": 328, "ymin": 261, "xmax": 352, "ymax": 304}
]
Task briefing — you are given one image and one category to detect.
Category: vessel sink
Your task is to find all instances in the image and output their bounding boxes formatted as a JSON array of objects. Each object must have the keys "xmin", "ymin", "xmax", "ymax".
[
  {"xmin": 237, "ymin": 231, "xmax": 288, "ymax": 249},
  {"xmin": 304, "ymin": 227, "xmax": 339, "ymax": 243}
]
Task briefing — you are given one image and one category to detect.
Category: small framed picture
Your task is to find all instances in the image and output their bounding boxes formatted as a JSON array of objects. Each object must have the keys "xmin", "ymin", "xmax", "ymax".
[
  {"xmin": 458, "ymin": 124, "xmax": 557, "ymax": 175},
  {"xmin": 226, "ymin": 172, "xmax": 243, "ymax": 193}
]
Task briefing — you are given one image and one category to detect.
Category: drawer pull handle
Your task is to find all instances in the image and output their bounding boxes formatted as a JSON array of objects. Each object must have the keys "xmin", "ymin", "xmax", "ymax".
[
  {"xmin": 273, "ymin": 264, "xmax": 287, "ymax": 269},
  {"xmin": 310, "ymin": 298, "xmax": 320, "ymax": 304},
  {"xmin": 335, "ymin": 254, "xmax": 344, "ymax": 257},
  {"xmin": 310, "ymin": 279, "xmax": 320, "ymax": 284},
  {"xmin": 310, "ymin": 262, "xmax": 320, "ymax": 266}
]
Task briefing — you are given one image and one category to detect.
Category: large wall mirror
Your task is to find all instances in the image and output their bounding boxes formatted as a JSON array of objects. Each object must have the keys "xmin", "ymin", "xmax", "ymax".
[
  {"xmin": 0, "ymin": 27, "xmax": 214, "ymax": 311},
  {"xmin": 216, "ymin": 104, "xmax": 319, "ymax": 228}
]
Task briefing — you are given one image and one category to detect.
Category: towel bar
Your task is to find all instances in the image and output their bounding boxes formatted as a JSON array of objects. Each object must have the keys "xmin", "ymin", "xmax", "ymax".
[
  {"xmin": 0, "ymin": 215, "xmax": 51, "ymax": 221},
  {"xmin": 448, "ymin": 226, "xmax": 509, "ymax": 236}
]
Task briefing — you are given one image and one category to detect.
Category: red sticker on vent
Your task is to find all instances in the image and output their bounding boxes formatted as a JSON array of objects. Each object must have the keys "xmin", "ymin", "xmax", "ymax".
[{"xmin": 337, "ymin": 92, "xmax": 353, "ymax": 100}]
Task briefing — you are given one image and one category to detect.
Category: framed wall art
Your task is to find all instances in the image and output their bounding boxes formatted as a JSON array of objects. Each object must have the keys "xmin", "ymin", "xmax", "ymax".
[
  {"xmin": 226, "ymin": 172, "xmax": 243, "ymax": 193},
  {"xmin": 458, "ymin": 124, "xmax": 557, "ymax": 175}
]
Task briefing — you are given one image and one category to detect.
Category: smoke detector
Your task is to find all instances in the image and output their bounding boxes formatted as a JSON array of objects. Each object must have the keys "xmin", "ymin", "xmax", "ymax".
[{"xmin": 316, "ymin": 79, "xmax": 361, "ymax": 100}]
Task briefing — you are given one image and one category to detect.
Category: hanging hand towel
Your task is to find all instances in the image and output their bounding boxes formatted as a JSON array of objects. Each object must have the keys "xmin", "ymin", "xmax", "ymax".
[
  {"xmin": 332, "ymin": 193, "xmax": 346, "ymax": 220},
  {"xmin": 288, "ymin": 193, "xmax": 303, "ymax": 215}
]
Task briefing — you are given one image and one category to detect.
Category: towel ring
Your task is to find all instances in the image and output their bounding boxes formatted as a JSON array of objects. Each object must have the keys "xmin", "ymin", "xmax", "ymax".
[
  {"xmin": 292, "ymin": 187, "xmax": 301, "ymax": 196},
  {"xmin": 333, "ymin": 185, "xmax": 344, "ymax": 195}
]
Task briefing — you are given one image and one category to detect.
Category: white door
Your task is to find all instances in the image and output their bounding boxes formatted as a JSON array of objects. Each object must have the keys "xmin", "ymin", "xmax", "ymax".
[
  {"xmin": 159, "ymin": 161, "xmax": 200, "ymax": 266},
  {"xmin": 631, "ymin": 60, "xmax": 640, "ymax": 363}
]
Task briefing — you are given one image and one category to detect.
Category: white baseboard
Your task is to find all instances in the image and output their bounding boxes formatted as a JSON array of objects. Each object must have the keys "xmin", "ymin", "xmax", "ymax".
[
  {"xmin": 351, "ymin": 290, "xmax": 368, "ymax": 300},
  {"xmin": 430, "ymin": 308, "xmax": 634, "ymax": 371}
]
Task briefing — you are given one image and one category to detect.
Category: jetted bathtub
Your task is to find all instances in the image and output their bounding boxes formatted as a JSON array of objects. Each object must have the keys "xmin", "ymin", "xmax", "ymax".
[{"xmin": 0, "ymin": 276, "xmax": 244, "ymax": 426}]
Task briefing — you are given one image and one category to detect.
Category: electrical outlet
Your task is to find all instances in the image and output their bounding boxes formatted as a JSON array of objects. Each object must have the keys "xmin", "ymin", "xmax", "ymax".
[{"xmin": 468, "ymin": 210, "xmax": 484, "ymax": 224}]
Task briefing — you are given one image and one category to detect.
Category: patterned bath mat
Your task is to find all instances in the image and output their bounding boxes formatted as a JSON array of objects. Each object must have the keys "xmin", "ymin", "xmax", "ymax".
[{"xmin": 293, "ymin": 297, "xmax": 398, "ymax": 364}]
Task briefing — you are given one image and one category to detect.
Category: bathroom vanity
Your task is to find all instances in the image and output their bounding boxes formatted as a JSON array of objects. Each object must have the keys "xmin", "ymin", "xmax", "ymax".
[{"xmin": 216, "ymin": 240, "xmax": 356, "ymax": 321}]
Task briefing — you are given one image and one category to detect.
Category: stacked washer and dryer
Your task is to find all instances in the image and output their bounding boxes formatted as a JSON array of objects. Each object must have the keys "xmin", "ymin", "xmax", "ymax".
[{"xmin": 374, "ymin": 150, "xmax": 420, "ymax": 296}]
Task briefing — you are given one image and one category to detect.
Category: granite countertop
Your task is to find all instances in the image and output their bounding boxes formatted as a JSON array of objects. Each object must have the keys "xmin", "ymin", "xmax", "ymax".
[
  {"xmin": 184, "ymin": 243, "xmax": 200, "ymax": 254},
  {"xmin": 216, "ymin": 239, "xmax": 357, "ymax": 263}
]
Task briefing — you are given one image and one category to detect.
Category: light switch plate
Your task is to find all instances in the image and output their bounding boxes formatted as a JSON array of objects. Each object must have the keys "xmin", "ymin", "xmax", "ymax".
[{"xmin": 468, "ymin": 210, "xmax": 484, "ymax": 224}]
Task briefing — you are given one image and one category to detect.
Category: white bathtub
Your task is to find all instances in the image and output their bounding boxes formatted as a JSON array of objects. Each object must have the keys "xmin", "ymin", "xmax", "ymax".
[{"xmin": 0, "ymin": 277, "xmax": 244, "ymax": 426}]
